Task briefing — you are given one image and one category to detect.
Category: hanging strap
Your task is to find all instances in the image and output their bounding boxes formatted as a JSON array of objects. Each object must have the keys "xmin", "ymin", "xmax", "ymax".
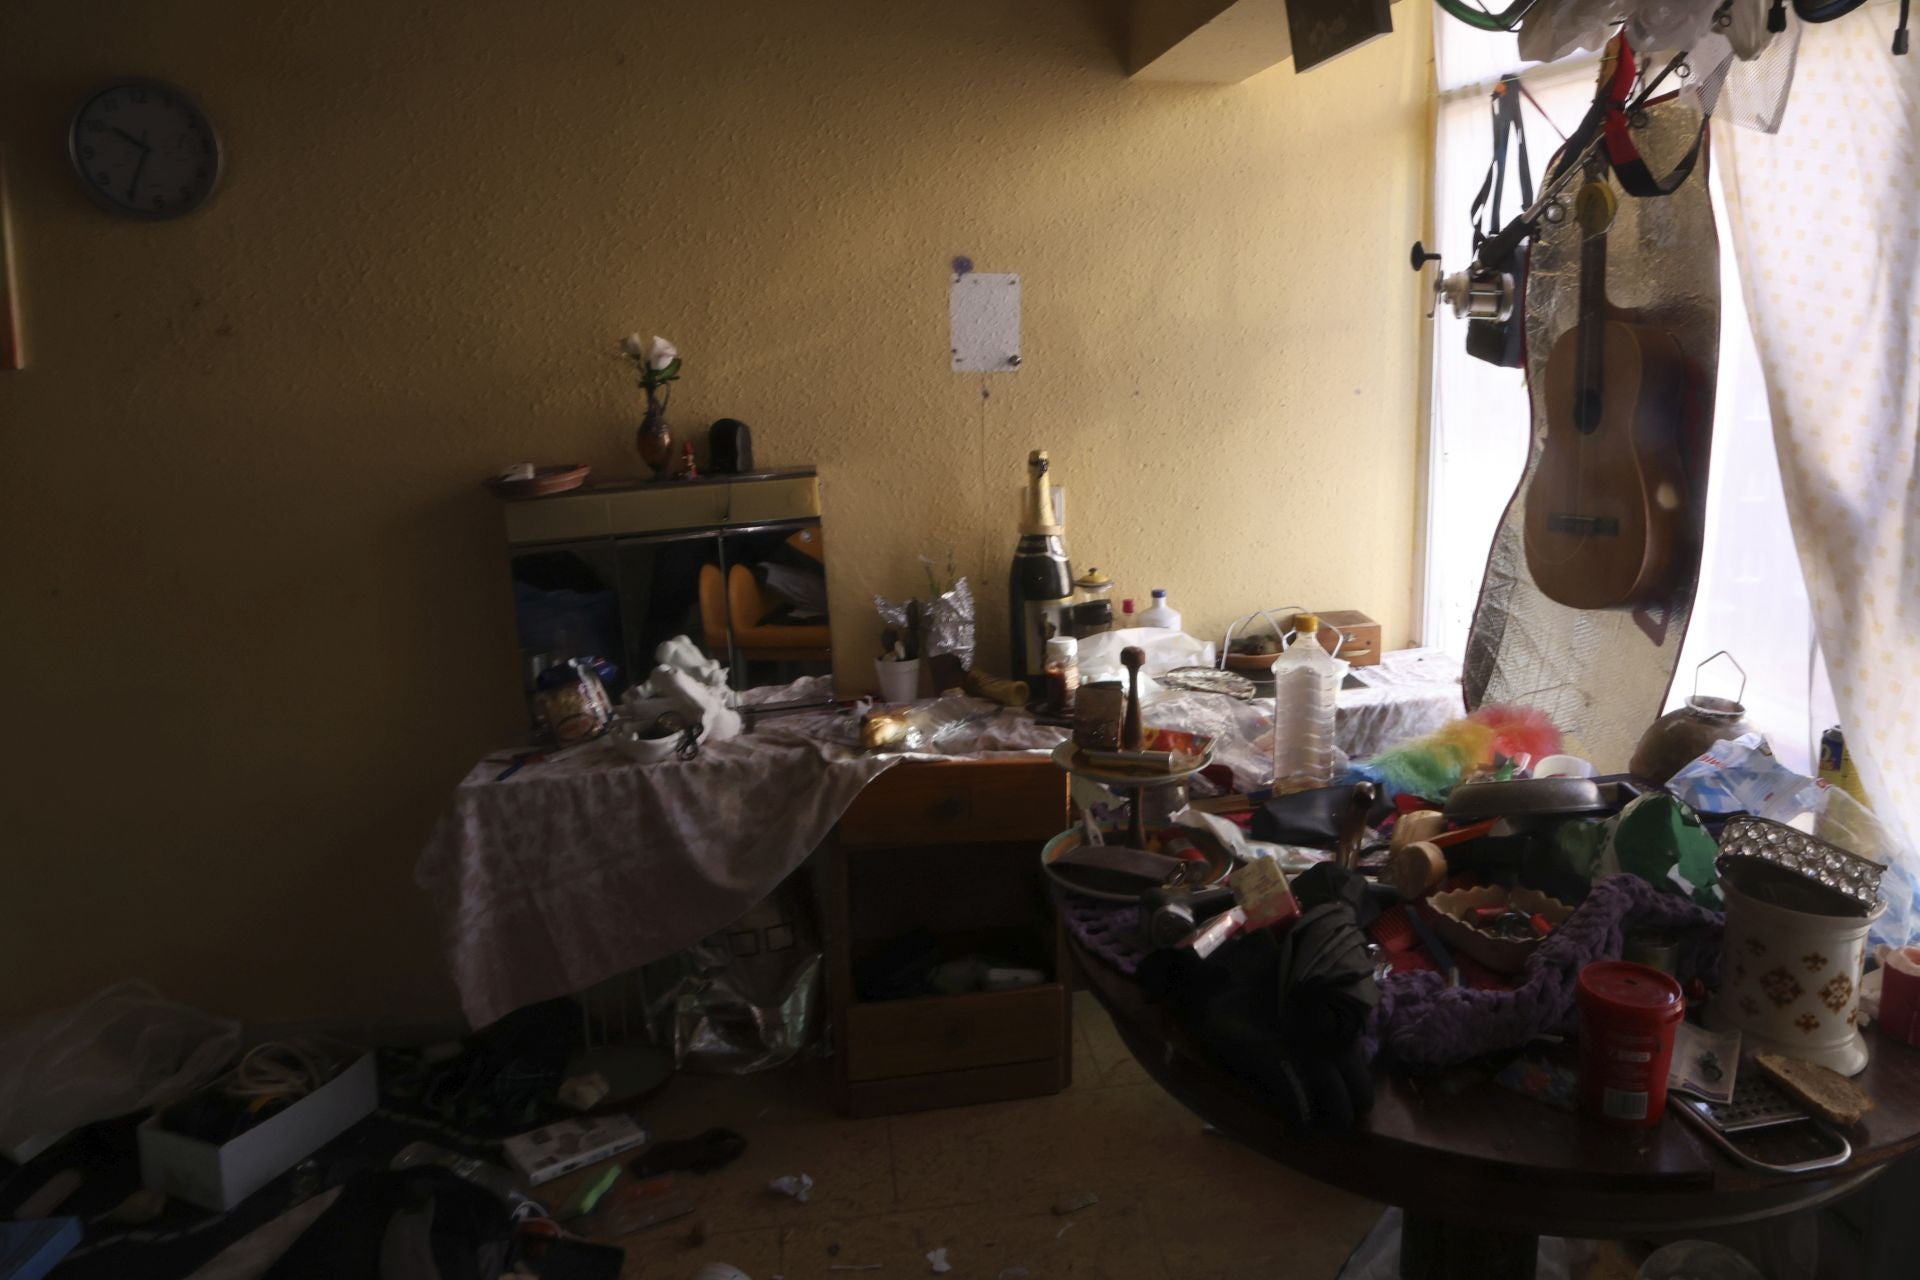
[
  {"xmin": 1470, "ymin": 75, "xmax": 1533, "ymax": 250},
  {"xmin": 1598, "ymin": 35, "xmax": 1708, "ymax": 198}
]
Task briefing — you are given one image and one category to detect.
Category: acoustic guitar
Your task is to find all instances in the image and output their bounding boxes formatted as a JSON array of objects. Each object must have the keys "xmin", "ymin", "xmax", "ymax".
[{"xmin": 1523, "ymin": 166, "xmax": 1690, "ymax": 611}]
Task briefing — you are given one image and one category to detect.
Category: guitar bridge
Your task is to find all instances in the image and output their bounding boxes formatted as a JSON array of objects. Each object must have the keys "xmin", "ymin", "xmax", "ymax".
[{"xmin": 1546, "ymin": 514, "xmax": 1620, "ymax": 537}]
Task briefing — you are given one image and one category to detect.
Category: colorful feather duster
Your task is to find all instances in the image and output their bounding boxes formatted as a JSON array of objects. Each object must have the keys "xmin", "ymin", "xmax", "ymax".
[{"xmin": 1355, "ymin": 704, "xmax": 1563, "ymax": 803}]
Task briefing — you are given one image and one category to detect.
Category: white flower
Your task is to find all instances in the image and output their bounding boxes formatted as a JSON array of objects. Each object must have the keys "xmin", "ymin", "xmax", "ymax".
[
  {"xmin": 646, "ymin": 336, "xmax": 678, "ymax": 371},
  {"xmin": 621, "ymin": 333, "xmax": 646, "ymax": 357}
]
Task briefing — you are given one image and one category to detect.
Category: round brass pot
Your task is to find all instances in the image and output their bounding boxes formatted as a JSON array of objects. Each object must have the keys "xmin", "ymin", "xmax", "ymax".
[{"xmin": 1629, "ymin": 695, "xmax": 1753, "ymax": 785}]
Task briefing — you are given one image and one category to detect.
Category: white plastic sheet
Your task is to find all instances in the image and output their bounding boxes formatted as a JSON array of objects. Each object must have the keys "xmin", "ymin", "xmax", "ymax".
[{"xmin": 0, "ymin": 981, "xmax": 239, "ymax": 1150}]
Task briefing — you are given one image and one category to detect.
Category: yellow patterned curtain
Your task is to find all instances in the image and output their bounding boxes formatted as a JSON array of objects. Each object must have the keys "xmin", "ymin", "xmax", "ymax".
[{"xmin": 1717, "ymin": 7, "xmax": 1920, "ymax": 891}]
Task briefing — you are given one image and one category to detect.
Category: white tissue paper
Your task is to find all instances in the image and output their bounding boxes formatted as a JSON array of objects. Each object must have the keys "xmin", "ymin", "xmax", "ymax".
[{"xmin": 620, "ymin": 634, "xmax": 743, "ymax": 742}]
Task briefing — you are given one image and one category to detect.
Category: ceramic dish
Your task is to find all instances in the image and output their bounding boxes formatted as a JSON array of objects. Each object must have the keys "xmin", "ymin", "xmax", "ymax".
[
  {"xmin": 609, "ymin": 716, "xmax": 703, "ymax": 764},
  {"xmin": 1424, "ymin": 885, "xmax": 1574, "ymax": 974},
  {"xmin": 1051, "ymin": 735, "xmax": 1215, "ymax": 788},
  {"xmin": 1039, "ymin": 822, "xmax": 1234, "ymax": 903},
  {"xmin": 485, "ymin": 464, "xmax": 590, "ymax": 499}
]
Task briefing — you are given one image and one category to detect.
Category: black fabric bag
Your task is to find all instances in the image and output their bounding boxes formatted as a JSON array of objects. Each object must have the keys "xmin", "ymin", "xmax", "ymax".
[{"xmin": 262, "ymin": 1168, "xmax": 511, "ymax": 1280}]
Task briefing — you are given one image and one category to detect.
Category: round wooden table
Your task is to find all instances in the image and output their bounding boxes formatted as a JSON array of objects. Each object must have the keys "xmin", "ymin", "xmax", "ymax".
[{"xmin": 1069, "ymin": 932, "xmax": 1920, "ymax": 1279}]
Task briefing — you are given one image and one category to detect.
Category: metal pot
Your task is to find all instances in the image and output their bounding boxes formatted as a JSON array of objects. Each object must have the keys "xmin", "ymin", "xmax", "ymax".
[{"xmin": 1629, "ymin": 651, "xmax": 1755, "ymax": 785}]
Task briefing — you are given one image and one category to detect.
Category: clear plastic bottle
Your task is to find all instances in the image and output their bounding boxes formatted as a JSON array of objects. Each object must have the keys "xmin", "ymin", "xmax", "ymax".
[
  {"xmin": 1270, "ymin": 614, "xmax": 1346, "ymax": 793},
  {"xmin": 1138, "ymin": 589, "xmax": 1181, "ymax": 630}
]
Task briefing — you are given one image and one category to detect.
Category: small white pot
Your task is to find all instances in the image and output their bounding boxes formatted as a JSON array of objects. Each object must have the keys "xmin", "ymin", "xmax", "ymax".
[
  {"xmin": 874, "ymin": 657, "xmax": 922, "ymax": 704},
  {"xmin": 1709, "ymin": 878, "xmax": 1885, "ymax": 1076}
]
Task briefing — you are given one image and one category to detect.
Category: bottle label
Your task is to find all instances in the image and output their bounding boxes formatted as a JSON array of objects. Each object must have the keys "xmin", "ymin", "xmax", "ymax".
[{"xmin": 1019, "ymin": 600, "xmax": 1069, "ymax": 677}]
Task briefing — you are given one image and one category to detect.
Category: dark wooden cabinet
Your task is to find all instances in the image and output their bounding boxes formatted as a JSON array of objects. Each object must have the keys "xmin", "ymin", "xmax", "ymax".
[{"xmin": 824, "ymin": 757, "xmax": 1073, "ymax": 1116}]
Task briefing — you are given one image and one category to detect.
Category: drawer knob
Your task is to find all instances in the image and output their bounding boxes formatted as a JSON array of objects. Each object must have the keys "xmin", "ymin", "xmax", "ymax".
[{"xmin": 930, "ymin": 795, "xmax": 969, "ymax": 824}]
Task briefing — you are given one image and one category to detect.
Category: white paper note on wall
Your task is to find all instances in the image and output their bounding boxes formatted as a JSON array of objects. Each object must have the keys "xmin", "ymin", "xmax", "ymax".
[{"xmin": 949, "ymin": 272, "xmax": 1020, "ymax": 372}]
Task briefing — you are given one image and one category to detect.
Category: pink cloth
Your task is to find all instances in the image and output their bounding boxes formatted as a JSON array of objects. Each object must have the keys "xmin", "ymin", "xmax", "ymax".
[{"xmin": 416, "ymin": 705, "xmax": 1062, "ymax": 1026}]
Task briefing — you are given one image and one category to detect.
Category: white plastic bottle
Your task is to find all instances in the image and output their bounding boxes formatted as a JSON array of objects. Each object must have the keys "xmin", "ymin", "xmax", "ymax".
[
  {"xmin": 1138, "ymin": 588, "xmax": 1181, "ymax": 631},
  {"xmin": 1270, "ymin": 614, "xmax": 1347, "ymax": 793}
]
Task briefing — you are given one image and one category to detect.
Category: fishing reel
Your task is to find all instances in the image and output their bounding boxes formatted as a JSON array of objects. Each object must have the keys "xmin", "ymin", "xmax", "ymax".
[
  {"xmin": 1413, "ymin": 242, "xmax": 1515, "ymax": 321},
  {"xmin": 1411, "ymin": 240, "xmax": 1527, "ymax": 368}
]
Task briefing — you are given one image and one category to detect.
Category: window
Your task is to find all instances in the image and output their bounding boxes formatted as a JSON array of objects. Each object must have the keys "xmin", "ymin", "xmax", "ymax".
[{"xmin": 1421, "ymin": 24, "xmax": 1835, "ymax": 771}]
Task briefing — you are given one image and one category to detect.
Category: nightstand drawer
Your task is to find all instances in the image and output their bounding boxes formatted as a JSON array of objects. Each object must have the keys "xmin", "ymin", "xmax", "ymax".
[
  {"xmin": 837, "ymin": 759, "xmax": 1065, "ymax": 850},
  {"xmin": 843, "ymin": 985, "xmax": 1066, "ymax": 1082}
]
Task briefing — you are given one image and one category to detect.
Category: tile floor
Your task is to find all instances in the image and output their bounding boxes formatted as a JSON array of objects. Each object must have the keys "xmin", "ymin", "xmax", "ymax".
[{"xmin": 558, "ymin": 993, "xmax": 1637, "ymax": 1280}]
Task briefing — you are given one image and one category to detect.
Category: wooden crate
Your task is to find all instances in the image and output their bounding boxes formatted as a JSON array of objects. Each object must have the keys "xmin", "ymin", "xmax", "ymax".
[{"xmin": 824, "ymin": 758, "xmax": 1073, "ymax": 1116}]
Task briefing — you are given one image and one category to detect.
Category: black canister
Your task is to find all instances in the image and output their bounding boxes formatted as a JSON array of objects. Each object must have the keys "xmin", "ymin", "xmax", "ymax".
[{"xmin": 708, "ymin": 418, "xmax": 754, "ymax": 474}]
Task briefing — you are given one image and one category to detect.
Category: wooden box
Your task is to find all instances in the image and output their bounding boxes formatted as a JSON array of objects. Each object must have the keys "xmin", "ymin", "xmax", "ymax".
[
  {"xmin": 825, "ymin": 758, "xmax": 1072, "ymax": 1116},
  {"xmin": 1314, "ymin": 609, "xmax": 1381, "ymax": 666}
]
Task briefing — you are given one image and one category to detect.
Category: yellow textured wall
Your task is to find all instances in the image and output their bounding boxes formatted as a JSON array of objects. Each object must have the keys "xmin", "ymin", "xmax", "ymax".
[{"xmin": 0, "ymin": 0, "xmax": 1431, "ymax": 1023}]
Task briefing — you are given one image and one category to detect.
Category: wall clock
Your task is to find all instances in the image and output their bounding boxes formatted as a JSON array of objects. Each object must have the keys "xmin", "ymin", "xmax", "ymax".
[{"xmin": 67, "ymin": 79, "xmax": 222, "ymax": 220}]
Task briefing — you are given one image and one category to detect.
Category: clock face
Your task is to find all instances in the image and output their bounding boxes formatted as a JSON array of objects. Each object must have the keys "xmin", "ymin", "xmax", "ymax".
[{"xmin": 68, "ymin": 80, "xmax": 222, "ymax": 220}]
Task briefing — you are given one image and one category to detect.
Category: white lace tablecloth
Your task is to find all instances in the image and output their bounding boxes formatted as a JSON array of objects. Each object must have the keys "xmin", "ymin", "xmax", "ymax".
[
  {"xmin": 415, "ymin": 701, "xmax": 1064, "ymax": 1027},
  {"xmin": 418, "ymin": 650, "xmax": 1461, "ymax": 1026}
]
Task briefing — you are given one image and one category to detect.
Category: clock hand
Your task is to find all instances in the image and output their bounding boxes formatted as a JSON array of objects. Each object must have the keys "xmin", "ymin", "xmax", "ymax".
[
  {"xmin": 125, "ymin": 149, "xmax": 149, "ymax": 203},
  {"xmin": 112, "ymin": 126, "xmax": 150, "ymax": 151}
]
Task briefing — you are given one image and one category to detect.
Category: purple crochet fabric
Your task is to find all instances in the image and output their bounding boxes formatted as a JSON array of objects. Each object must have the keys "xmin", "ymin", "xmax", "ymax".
[
  {"xmin": 1365, "ymin": 874, "xmax": 1723, "ymax": 1067},
  {"xmin": 1064, "ymin": 898, "xmax": 1149, "ymax": 975}
]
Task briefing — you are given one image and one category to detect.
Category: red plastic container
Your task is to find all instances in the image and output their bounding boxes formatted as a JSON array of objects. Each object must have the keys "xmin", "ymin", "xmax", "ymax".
[{"xmin": 1577, "ymin": 960, "xmax": 1686, "ymax": 1128}]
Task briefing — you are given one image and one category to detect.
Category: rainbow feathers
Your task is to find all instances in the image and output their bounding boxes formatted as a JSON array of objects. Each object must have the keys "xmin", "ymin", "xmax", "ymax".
[{"xmin": 1356, "ymin": 704, "xmax": 1562, "ymax": 803}]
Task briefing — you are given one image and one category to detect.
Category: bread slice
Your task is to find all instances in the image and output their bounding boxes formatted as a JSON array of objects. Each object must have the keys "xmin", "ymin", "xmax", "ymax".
[{"xmin": 1755, "ymin": 1052, "xmax": 1875, "ymax": 1127}]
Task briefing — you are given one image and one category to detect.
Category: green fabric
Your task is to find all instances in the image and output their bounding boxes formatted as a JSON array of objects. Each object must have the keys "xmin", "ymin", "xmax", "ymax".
[
  {"xmin": 1609, "ymin": 793, "xmax": 1723, "ymax": 908},
  {"xmin": 1537, "ymin": 793, "xmax": 1721, "ymax": 908}
]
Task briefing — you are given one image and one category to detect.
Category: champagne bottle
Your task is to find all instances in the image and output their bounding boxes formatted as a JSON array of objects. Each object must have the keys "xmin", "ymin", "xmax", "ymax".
[{"xmin": 1008, "ymin": 450, "xmax": 1073, "ymax": 690}]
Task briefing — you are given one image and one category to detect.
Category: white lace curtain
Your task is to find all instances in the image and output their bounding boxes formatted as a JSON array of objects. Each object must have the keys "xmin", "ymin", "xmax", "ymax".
[{"xmin": 1716, "ymin": 8, "xmax": 1920, "ymax": 858}]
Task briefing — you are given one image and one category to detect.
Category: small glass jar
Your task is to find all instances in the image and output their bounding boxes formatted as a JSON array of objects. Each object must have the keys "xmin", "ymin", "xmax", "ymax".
[{"xmin": 1043, "ymin": 636, "xmax": 1079, "ymax": 714}]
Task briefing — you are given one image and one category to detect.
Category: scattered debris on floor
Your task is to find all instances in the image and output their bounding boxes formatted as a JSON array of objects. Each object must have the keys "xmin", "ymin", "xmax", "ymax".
[
  {"xmin": 927, "ymin": 1245, "xmax": 953, "ymax": 1273},
  {"xmin": 768, "ymin": 1172, "xmax": 814, "ymax": 1202},
  {"xmin": 827, "ymin": 1265, "xmax": 881, "ymax": 1272},
  {"xmin": 1051, "ymin": 1189, "xmax": 1099, "ymax": 1215},
  {"xmin": 557, "ymin": 1070, "xmax": 610, "ymax": 1110},
  {"xmin": 691, "ymin": 1264, "xmax": 751, "ymax": 1280},
  {"xmin": 998, "ymin": 1268, "xmax": 1032, "ymax": 1280},
  {"xmin": 1055, "ymin": 1220, "xmax": 1077, "ymax": 1240}
]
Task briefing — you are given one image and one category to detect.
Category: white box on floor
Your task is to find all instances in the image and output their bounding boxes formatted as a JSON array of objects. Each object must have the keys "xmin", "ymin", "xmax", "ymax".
[{"xmin": 136, "ymin": 1053, "xmax": 378, "ymax": 1211}]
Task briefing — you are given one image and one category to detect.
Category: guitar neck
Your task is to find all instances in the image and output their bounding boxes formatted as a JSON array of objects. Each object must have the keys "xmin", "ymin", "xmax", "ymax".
[{"xmin": 1572, "ymin": 211, "xmax": 1608, "ymax": 431}]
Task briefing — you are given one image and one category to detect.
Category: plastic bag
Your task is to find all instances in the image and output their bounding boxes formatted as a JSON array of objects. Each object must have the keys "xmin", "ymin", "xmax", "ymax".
[
  {"xmin": 1517, "ymin": 0, "xmax": 1622, "ymax": 62},
  {"xmin": 1075, "ymin": 627, "xmax": 1217, "ymax": 691},
  {"xmin": 0, "ymin": 981, "xmax": 240, "ymax": 1150},
  {"xmin": 1624, "ymin": 0, "xmax": 1721, "ymax": 52}
]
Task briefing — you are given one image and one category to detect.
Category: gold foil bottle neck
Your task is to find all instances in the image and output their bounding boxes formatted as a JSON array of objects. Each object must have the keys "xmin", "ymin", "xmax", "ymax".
[{"xmin": 1021, "ymin": 449, "xmax": 1062, "ymax": 535}]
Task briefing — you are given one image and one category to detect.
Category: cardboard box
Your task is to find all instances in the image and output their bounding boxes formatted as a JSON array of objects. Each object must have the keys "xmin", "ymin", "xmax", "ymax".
[
  {"xmin": 137, "ymin": 1053, "xmax": 378, "ymax": 1211},
  {"xmin": 503, "ymin": 1114, "xmax": 649, "ymax": 1186}
]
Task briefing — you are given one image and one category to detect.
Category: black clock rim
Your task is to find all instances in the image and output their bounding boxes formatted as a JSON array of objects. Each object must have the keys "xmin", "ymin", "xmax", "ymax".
[{"xmin": 67, "ymin": 77, "xmax": 224, "ymax": 222}]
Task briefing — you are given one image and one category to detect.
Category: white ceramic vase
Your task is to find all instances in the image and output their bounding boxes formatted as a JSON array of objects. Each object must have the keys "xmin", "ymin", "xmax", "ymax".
[{"xmin": 1708, "ymin": 878, "xmax": 1885, "ymax": 1076}]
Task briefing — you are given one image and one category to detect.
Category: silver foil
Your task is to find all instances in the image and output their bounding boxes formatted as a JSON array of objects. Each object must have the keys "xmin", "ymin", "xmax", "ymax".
[
  {"xmin": 875, "ymin": 576, "xmax": 976, "ymax": 668},
  {"xmin": 641, "ymin": 878, "xmax": 822, "ymax": 1074},
  {"xmin": 1464, "ymin": 95, "xmax": 1722, "ymax": 771}
]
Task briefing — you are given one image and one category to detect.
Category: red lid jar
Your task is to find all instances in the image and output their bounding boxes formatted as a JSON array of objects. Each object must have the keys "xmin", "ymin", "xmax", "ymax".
[{"xmin": 1577, "ymin": 960, "xmax": 1686, "ymax": 1128}]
